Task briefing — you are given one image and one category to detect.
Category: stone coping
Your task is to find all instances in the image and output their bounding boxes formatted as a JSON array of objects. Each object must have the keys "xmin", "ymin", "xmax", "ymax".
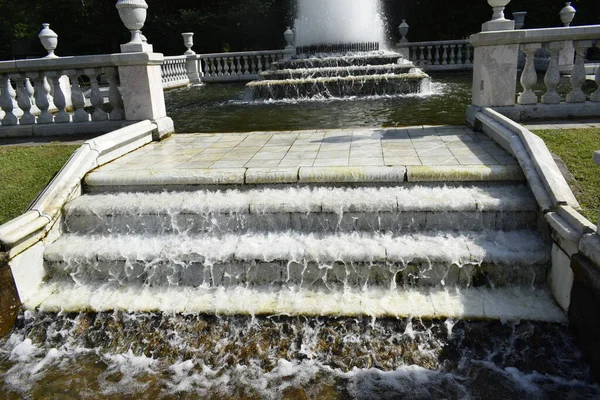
[
  {"xmin": 0, "ymin": 120, "xmax": 157, "ymax": 259},
  {"xmin": 470, "ymin": 25, "xmax": 600, "ymax": 47},
  {"xmin": 0, "ymin": 52, "xmax": 165, "ymax": 74}
]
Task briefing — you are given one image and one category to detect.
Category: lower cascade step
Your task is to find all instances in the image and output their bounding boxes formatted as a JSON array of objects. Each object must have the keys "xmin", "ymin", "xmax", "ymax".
[
  {"xmin": 44, "ymin": 230, "xmax": 549, "ymax": 289},
  {"xmin": 27, "ymin": 283, "xmax": 566, "ymax": 323}
]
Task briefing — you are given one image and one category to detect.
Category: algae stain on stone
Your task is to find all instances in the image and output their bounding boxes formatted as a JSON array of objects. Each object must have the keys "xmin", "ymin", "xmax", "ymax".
[{"xmin": 0, "ymin": 261, "xmax": 20, "ymax": 338}]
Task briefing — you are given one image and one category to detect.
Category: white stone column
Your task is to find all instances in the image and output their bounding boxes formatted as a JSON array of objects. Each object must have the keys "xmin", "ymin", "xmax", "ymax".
[
  {"xmin": 115, "ymin": 52, "xmax": 174, "ymax": 139},
  {"xmin": 471, "ymin": 43, "xmax": 520, "ymax": 107}
]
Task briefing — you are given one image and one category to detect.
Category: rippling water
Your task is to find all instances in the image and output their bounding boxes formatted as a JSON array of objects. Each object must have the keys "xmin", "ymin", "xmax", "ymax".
[{"xmin": 165, "ymin": 73, "xmax": 473, "ymax": 133}]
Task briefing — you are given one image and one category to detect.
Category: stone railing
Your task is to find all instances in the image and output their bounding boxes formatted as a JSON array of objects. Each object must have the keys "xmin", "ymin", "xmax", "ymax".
[
  {"xmin": 0, "ymin": 52, "xmax": 173, "ymax": 139},
  {"xmin": 162, "ymin": 56, "xmax": 190, "ymax": 89},
  {"xmin": 196, "ymin": 50, "xmax": 288, "ymax": 83},
  {"xmin": 396, "ymin": 40, "xmax": 473, "ymax": 71},
  {"xmin": 469, "ymin": 25, "xmax": 600, "ymax": 122}
]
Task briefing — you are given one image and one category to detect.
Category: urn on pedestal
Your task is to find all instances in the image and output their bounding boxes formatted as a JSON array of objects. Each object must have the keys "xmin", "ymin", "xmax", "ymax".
[
  {"xmin": 560, "ymin": 2, "xmax": 576, "ymax": 27},
  {"xmin": 116, "ymin": 0, "xmax": 153, "ymax": 53},
  {"xmin": 182, "ymin": 33, "xmax": 195, "ymax": 55},
  {"xmin": 482, "ymin": 0, "xmax": 515, "ymax": 32},
  {"xmin": 398, "ymin": 20, "xmax": 409, "ymax": 43},
  {"xmin": 38, "ymin": 23, "xmax": 58, "ymax": 58}
]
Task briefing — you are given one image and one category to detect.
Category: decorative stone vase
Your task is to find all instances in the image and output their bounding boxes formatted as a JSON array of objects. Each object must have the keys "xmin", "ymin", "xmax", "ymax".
[
  {"xmin": 487, "ymin": 0, "xmax": 511, "ymax": 21},
  {"xmin": 284, "ymin": 27, "xmax": 294, "ymax": 48},
  {"xmin": 116, "ymin": 0, "xmax": 148, "ymax": 44},
  {"xmin": 512, "ymin": 11, "xmax": 527, "ymax": 29},
  {"xmin": 398, "ymin": 20, "xmax": 409, "ymax": 42},
  {"xmin": 560, "ymin": 2, "xmax": 576, "ymax": 27},
  {"xmin": 38, "ymin": 23, "xmax": 58, "ymax": 58},
  {"xmin": 182, "ymin": 32, "xmax": 195, "ymax": 55}
]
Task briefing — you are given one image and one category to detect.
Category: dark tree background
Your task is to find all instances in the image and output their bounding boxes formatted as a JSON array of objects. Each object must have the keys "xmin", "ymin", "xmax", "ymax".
[{"xmin": 0, "ymin": 0, "xmax": 597, "ymax": 60}]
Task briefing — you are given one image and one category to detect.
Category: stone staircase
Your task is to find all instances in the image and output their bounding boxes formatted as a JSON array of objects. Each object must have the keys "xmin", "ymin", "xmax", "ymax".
[{"xmin": 32, "ymin": 179, "xmax": 566, "ymax": 322}]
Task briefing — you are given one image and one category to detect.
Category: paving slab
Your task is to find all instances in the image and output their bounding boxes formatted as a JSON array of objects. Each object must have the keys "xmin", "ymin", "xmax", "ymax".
[{"xmin": 89, "ymin": 126, "xmax": 524, "ymax": 186}]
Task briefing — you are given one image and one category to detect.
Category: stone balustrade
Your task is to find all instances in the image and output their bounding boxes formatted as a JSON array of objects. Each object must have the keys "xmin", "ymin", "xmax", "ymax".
[
  {"xmin": 396, "ymin": 40, "xmax": 473, "ymax": 71},
  {"xmin": 162, "ymin": 56, "xmax": 189, "ymax": 89},
  {"xmin": 160, "ymin": 50, "xmax": 289, "ymax": 88},
  {"xmin": 198, "ymin": 50, "xmax": 288, "ymax": 83},
  {"xmin": 469, "ymin": 25, "xmax": 600, "ymax": 122},
  {"xmin": 0, "ymin": 52, "xmax": 172, "ymax": 139}
]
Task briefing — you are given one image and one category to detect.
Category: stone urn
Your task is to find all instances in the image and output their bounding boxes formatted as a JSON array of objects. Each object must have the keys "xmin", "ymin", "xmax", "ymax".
[
  {"xmin": 116, "ymin": 0, "xmax": 148, "ymax": 44},
  {"xmin": 487, "ymin": 0, "xmax": 511, "ymax": 21},
  {"xmin": 38, "ymin": 23, "xmax": 58, "ymax": 58},
  {"xmin": 560, "ymin": 2, "xmax": 576, "ymax": 27},
  {"xmin": 284, "ymin": 27, "xmax": 294, "ymax": 49},
  {"xmin": 182, "ymin": 32, "xmax": 195, "ymax": 55},
  {"xmin": 512, "ymin": 11, "xmax": 527, "ymax": 29},
  {"xmin": 398, "ymin": 20, "xmax": 409, "ymax": 42}
]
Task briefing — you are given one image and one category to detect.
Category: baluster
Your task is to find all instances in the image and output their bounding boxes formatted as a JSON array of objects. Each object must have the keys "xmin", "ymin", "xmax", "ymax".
[
  {"xmin": 223, "ymin": 57, "xmax": 231, "ymax": 77},
  {"xmin": 104, "ymin": 67, "xmax": 125, "ymax": 120},
  {"xmin": 0, "ymin": 75, "xmax": 18, "ymax": 126},
  {"xmin": 202, "ymin": 59, "xmax": 210, "ymax": 78},
  {"xmin": 434, "ymin": 46, "xmax": 440, "ymax": 65},
  {"xmin": 243, "ymin": 56, "xmax": 250, "ymax": 75},
  {"xmin": 216, "ymin": 58, "xmax": 223, "ymax": 77},
  {"xmin": 542, "ymin": 42, "xmax": 563, "ymax": 104},
  {"xmin": 449, "ymin": 45, "xmax": 456, "ymax": 65},
  {"xmin": 67, "ymin": 70, "xmax": 89, "ymax": 123},
  {"xmin": 234, "ymin": 57, "xmax": 242, "ymax": 76},
  {"xmin": 25, "ymin": 78, "xmax": 39, "ymax": 114},
  {"xmin": 15, "ymin": 76, "xmax": 35, "ymax": 125},
  {"xmin": 257, "ymin": 55, "xmax": 264, "ymax": 73},
  {"xmin": 418, "ymin": 46, "xmax": 425, "ymax": 66},
  {"xmin": 250, "ymin": 57, "xmax": 257, "ymax": 74},
  {"xmin": 518, "ymin": 43, "xmax": 542, "ymax": 105},
  {"xmin": 426, "ymin": 46, "xmax": 433, "ymax": 65},
  {"xmin": 34, "ymin": 73, "xmax": 53, "ymax": 124},
  {"xmin": 442, "ymin": 45, "xmax": 449, "ymax": 65},
  {"xmin": 265, "ymin": 55, "xmax": 271, "ymax": 70},
  {"xmin": 42, "ymin": 74, "xmax": 54, "ymax": 111},
  {"xmin": 456, "ymin": 45, "xmax": 463, "ymax": 65},
  {"xmin": 48, "ymin": 71, "xmax": 69, "ymax": 123},
  {"xmin": 411, "ymin": 47, "xmax": 418, "ymax": 63},
  {"xmin": 592, "ymin": 60, "xmax": 600, "ymax": 102},
  {"xmin": 465, "ymin": 45, "xmax": 472, "ymax": 65},
  {"xmin": 567, "ymin": 40, "xmax": 593, "ymax": 103},
  {"xmin": 87, "ymin": 69, "xmax": 108, "ymax": 121}
]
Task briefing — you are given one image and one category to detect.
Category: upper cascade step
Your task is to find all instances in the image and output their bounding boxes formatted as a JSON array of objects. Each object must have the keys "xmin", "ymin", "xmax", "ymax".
[
  {"xmin": 271, "ymin": 52, "xmax": 408, "ymax": 70},
  {"xmin": 64, "ymin": 184, "xmax": 539, "ymax": 235},
  {"xmin": 259, "ymin": 64, "xmax": 415, "ymax": 80}
]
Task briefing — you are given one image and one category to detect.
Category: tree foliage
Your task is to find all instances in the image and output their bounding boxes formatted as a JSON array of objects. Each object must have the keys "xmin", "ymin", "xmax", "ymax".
[{"xmin": 0, "ymin": 0, "xmax": 597, "ymax": 60}]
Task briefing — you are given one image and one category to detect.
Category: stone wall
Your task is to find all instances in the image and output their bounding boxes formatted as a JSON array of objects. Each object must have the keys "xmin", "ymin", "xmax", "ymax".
[{"xmin": 0, "ymin": 252, "xmax": 20, "ymax": 338}]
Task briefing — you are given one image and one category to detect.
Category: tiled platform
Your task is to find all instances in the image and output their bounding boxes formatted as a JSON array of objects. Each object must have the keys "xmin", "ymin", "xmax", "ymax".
[{"xmin": 99, "ymin": 126, "xmax": 517, "ymax": 172}]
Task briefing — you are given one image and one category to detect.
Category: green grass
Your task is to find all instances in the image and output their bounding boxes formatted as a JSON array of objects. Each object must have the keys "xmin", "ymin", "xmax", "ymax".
[
  {"xmin": 534, "ymin": 128, "xmax": 600, "ymax": 225},
  {"xmin": 0, "ymin": 145, "xmax": 78, "ymax": 226}
]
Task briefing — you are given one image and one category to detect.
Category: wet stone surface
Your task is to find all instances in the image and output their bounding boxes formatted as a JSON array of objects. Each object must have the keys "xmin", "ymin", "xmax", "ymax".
[
  {"xmin": 1, "ymin": 312, "xmax": 599, "ymax": 399},
  {"xmin": 0, "ymin": 263, "xmax": 19, "ymax": 338}
]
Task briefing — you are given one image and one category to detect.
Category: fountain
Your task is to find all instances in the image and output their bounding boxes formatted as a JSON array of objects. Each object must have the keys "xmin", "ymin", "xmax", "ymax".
[{"xmin": 246, "ymin": 0, "xmax": 430, "ymax": 101}]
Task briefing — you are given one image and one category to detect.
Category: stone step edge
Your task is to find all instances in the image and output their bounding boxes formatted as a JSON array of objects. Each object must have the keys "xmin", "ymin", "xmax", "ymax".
[
  {"xmin": 26, "ymin": 283, "xmax": 567, "ymax": 323},
  {"xmin": 84, "ymin": 165, "xmax": 525, "ymax": 188},
  {"xmin": 44, "ymin": 230, "xmax": 549, "ymax": 266}
]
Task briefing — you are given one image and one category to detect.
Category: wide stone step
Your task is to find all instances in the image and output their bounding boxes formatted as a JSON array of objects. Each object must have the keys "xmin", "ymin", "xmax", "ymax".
[
  {"xmin": 44, "ymin": 230, "xmax": 549, "ymax": 289},
  {"xmin": 271, "ymin": 53, "xmax": 405, "ymax": 69},
  {"xmin": 246, "ymin": 73, "xmax": 428, "ymax": 100},
  {"xmin": 26, "ymin": 282, "xmax": 566, "ymax": 323},
  {"xmin": 260, "ymin": 64, "xmax": 414, "ymax": 80},
  {"xmin": 64, "ymin": 185, "xmax": 539, "ymax": 235}
]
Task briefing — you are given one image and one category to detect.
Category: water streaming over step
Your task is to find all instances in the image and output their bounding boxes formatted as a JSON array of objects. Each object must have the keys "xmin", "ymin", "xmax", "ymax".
[{"xmin": 1, "ymin": 176, "xmax": 597, "ymax": 395}]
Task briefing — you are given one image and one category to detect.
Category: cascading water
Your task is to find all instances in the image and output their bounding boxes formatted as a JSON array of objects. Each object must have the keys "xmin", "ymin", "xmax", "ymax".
[
  {"xmin": 245, "ymin": 0, "xmax": 429, "ymax": 101},
  {"xmin": 294, "ymin": 0, "xmax": 386, "ymax": 48}
]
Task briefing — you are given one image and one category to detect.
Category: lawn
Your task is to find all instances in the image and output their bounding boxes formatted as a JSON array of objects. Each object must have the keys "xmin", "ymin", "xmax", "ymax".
[
  {"xmin": 0, "ymin": 145, "xmax": 78, "ymax": 225},
  {"xmin": 535, "ymin": 128, "xmax": 600, "ymax": 225}
]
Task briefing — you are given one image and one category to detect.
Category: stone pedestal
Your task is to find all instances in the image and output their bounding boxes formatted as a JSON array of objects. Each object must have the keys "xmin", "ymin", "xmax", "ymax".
[
  {"xmin": 558, "ymin": 41, "xmax": 575, "ymax": 72},
  {"xmin": 115, "ymin": 52, "xmax": 174, "ymax": 139},
  {"xmin": 186, "ymin": 55, "xmax": 202, "ymax": 85},
  {"xmin": 121, "ymin": 41, "xmax": 153, "ymax": 54},
  {"xmin": 472, "ymin": 44, "xmax": 520, "ymax": 107},
  {"xmin": 482, "ymin": 19, "xmax": 515, "ymax": 32}
]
